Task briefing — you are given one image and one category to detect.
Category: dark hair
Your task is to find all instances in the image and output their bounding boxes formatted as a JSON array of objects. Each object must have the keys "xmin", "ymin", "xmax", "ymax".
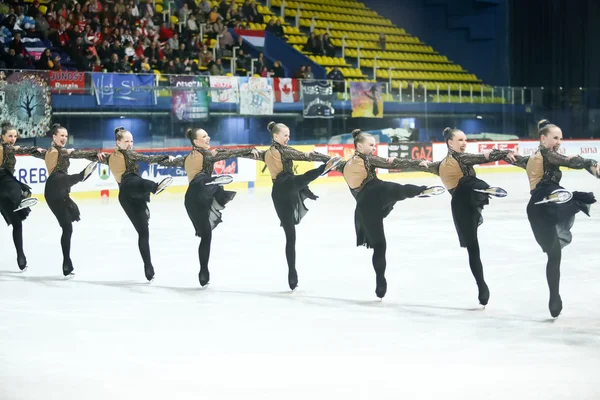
[
  {"xmin": 537, "ymin": 119, "xmax": 557, "ymax": 137},
  {"xmin": 267, "ymin": 121, "xmax": 285, "ymax": 136},
  {"xmin": 50, "ymin": 123, "xmax": 64, "ymax": 136},
  {"xmin": 351, "ymin": 129, "xmax": 373, "ymax": 148},
  {"xmin": 1, "ymin": 121, "xmax": 15, "ymax": 136},
  {"xmin": 114, "ymin": 126, "xmax": 129, "ymax": 140},
  {"xmin": 442, "ymin": 127, "xmax": 461, "ymax": 144},
  {"xmin": 185, "ymin": 128, "xmax": 200, "ymax": 145}
]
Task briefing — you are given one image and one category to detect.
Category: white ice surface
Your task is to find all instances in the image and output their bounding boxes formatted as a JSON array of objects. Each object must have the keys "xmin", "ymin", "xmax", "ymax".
[{"xmin": 1, "ymin": 171, "xmax": 599, "ymax": 400}]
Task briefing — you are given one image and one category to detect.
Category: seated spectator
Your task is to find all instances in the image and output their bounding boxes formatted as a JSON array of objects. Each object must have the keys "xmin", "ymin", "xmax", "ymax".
[
  {"xmin": 37, "ymin": 48, "xmax": 54, "ymax": 70},
  {"xmin": 260, "ymin": 65, "xmax": 268, "ymax": 77},
  {"xmin": 272, "ymin": 20, "xmax": 284, "ymax": 38},
  {"xmin": 218, "ymin": 0, "xmax": 229, "ymax": 18},
  {"xmin": 304, "ymin": 65, "xmax": 314, "ymax": 79},
  {"xmin": 187, "ymin": 14, "xmax": 199, "ymax": 33},
  {"xmin": 168, "ymin": 33, "xmax": 180, "ymax": 51},
  {"xmin": 305, "ymin": 33, "xmax": 321, "ymax": 55},
  {"xmin": 271, "ymin": 60, "xmax": 285, "ymax": 78},
  {"xmin": 198, "ymin": 44, "xmax": 213, "ymax": 67},
  {"xmin": 248, "ymin": 52, "xmax": 265, "ymax": 75},
  {"xmin": 379, "ymin": 33, "xmax": 386, "ymax": 51},
  {"xmin": 105, "ymin": 53, "xmax": 121, "ymax": 72},
  {"xmin": 50, "ymin": 54, "xmax": 65, "ymax": 71},
  {"xmin": 209, "ymin": 58, "xmax": 225, "ymax": 75},
  {"xmin": 327, "ymin": 66, "xmax": 345, "ymax": 92},
  {"xmin": 321, "ymin": 34, "xmax": 335, "ymax": 57},
  {"xmin": 293, "ymin": 66, "xmax": 305, "ymax": 79},
  {"xmin": 199, "ymin": 0, "xmax": 212, "ymax": 17},
  {"xmin": 248, "ymin": 3, "xmax": 264, "ymax": 24},
  {"xmin": 236, "ymin": 48, "xmax": 250, "ymax": 72}
]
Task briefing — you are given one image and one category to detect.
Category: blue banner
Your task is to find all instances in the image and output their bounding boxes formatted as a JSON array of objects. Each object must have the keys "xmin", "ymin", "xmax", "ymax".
[{"xmin": 91, "ymin": 73, "xmax": 157, "ymax": 107}]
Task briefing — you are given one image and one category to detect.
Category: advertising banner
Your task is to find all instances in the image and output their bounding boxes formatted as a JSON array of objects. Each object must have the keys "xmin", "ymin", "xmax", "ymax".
[{"xmin": 92, "ymin": 73, "xmax": 157, "ymax": 106}]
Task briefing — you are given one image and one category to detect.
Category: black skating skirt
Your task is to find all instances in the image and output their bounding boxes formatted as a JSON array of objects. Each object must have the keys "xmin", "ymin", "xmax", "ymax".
[
  {"xmin": 118, "ymin": 173, "xmax": 158, "ymax": 226},
  {"xmin": 0, "ymin": 169, "xmax": 32, "ymax": 225},
  {"xmin": 45, "ymin": 171, "xmax": 81, "ymax": 224},
  {"xmin": 450, "ymin": 175, "xmax": 491, "ymax": 248},
  {"xmin": 354, "ymin": 178, "xmax": 426, "ymax": 248},
  {"xmin": 527, "ymin": 180, "xmax": 595, "ymax": 253},
  {"xmin": 271, "ymin": 171, "xmax": 319, "ymax": 226},
  {"xmin": 185, "ymin": 173, "xmax": 236, "ymax": 237}
]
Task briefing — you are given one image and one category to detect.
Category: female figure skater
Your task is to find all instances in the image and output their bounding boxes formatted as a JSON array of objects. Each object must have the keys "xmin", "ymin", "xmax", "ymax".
[
  {"xmin": 258, "ymin": 121, "xmax": 341, "ymax": 290},
  {"xmin": 103, "ymin": 127, "xmax": 174, "ymax": 282},
  {"xmin": 510, "ymin": 120, "xmax": 599, "ymax": 318},
  {"xmin": 336, "ymin": 129, "xmax": 445, "ymax": 298},
  {"xmin": 426, "ymin": 127, "xmax": 515, "ymax": 306},
  {"xmin": 0, "ymin": 122, "xmax": 46, "ymax": 271},
  {"xmin": 162, "ymin": 128, "xmax": 259, "ymax": 287},
  {"xmin": 45, "ymin": 123, "xmax": 104, "ymax": 277}
]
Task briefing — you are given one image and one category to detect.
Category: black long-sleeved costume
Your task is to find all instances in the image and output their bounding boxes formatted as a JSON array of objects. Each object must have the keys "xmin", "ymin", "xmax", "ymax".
[
  {"xmin": 510, "ymin": 145, "xmax": 598, "ymax": 317},
  {"xmin": 257, "ymin": 142, "xmax": 331, "ymax": 290},
  {"xmin": 44, "ymin": 143, "xmax": 101, "ymax": 276},
  {"xmin": 336, "ymin": 152, "xmax": 431, "ymax": 298},
  {"xmin": 161, "ymin": 146, "xmax": 256, "ymax": 286},
  {"xmin": 0, "ymin": 142, "xmax": 46, "ymax": 270},
  {"xmin": 99, "ymin": 149, "xmax": 170, "ymax": 281},
  {"xmin": 426, "ymin": 148, "xmax": 512, "ymax": 305}
]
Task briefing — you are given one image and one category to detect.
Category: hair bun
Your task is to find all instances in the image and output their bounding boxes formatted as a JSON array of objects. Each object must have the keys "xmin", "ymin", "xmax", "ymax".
[
  {"xmin": 51, "ymin": 123, "xmax": 61, "ymax": 129},
  {"xmin": 442, "ymin": 127, "xmax": 453, "ymax": 138},
  {"xmin": 351, "ymin": 129, "xmax": 362, "ymax": 139},
  {"xmin": 537, "ymin": 119, "xmax": 551, "ymax": 130},
  {"xmin": 185, "ymin": 128, "xmax": 193, "ymax": 139},
  {"xmin": 114, "ymin": 126, "xmax": 125, "ymax": 135},
  {"xmin": 267, "ymin": 121, "xmax": 276, "ymax": 133},
  {"xmin": 1, "ymin": 121, "xmax": 10, "ymax": 129}
]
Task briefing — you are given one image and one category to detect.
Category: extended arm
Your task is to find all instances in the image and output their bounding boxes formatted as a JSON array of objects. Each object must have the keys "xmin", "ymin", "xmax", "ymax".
[{"xmin": 280, "ymin": 146, "xmax": 330, "ymax": 163}]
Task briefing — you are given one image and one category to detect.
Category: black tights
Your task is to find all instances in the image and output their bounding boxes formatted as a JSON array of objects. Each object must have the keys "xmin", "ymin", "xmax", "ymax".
[
  {"xmin": 466, "ymin": 239, "xmax": 489, "ymax": 305},
  {"xmin": 466, "ymin": 240, "xmax": 485, "ymax": 286},
  {"xmin": 282, "ymin": 222, "xmax": 296, "ymax": 272},
  {"xmin": 197, "ymin": 219, "xmax": 212, "ymax": 285},
  {"xmin": 546, "ymin": 239, "xmax": 562, "ymax": 317},
  {"xmin": 46, "ymin": 172, "xmax": 84, "ymax": 273},
  {"xmin": 372, "ymin": 240, "xmax": 387, "ymax": 298}
]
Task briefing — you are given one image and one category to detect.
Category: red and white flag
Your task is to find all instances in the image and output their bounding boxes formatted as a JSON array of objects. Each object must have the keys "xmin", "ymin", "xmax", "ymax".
[{"xmin": 274, "ymin": 78, "xmax": 299, "ymax": 103}]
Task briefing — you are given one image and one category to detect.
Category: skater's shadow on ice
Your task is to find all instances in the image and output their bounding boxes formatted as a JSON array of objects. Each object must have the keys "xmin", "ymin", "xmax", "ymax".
[{"xmin": 0, "ymin": 271, "xmax": 69, "ymax": 287}]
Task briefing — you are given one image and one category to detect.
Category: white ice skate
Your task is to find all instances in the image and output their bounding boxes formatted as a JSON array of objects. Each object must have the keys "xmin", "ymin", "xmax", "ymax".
[
  {"xmin": 14, "ymin": 197, "xmax": 38, "ymax": 212},
  {"xmin": 206, "ymin": 175, "xmax": 234, "ymax": 186},
  {"xmin": 474, "ymin": 187, "xmax": 508, "ymax": 198},
  {"xmin": 535, "ymin": 189, "xmax": 573, "ymax": 205},
  {"xmin": 321, "ymin": 156, "xmax": 342, "ymax": 176},
  {"xmin": 418, "ymin": 185, "xmax": 446, "ymax": 198},
  {"xmin": 82, "ymin": 161, "xmax": 98, "ymax": 182},
  {"xmin": 155, "ymin": 176, "xmax": 174, "ymax": 195}
]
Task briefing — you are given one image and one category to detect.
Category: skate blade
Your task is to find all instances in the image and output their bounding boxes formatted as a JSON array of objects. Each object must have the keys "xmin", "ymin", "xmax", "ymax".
[
  {"xmin": 534, "ymin": 189, "xmax": 573, "ymax": 205},
  {"xmin": 64, "ymin": 273, "xmax": 75, "ymax": 280},
  {"xmin": 20, "ymin": 266, "xmax": 28, "ymax": 273},
  {"xmin": 418, "ymin": 185, "xmax": 445, "ymax": 197},
  {"xmin": 155, "ymin": 177, "xmax": 174, "ymax": 195},
  {"xmin": 83, "ymin": 161, "xmax": 98, "ymax": 181},
  {"xmin": 321, "ymin": 156, "xmax": 342, "ymax": 175},
  {"xmin": 474, "ymin": 187, "xmax": 508, "ymax": 198},
  {"xmin": 14, "ymin": 198, "xmax": 38, "ymax": 212},
  {"xmin": 199, "ymin": 282, "xmax": 210, "ymax": 289},
  {"xmin": 206, "ymin": 175, "xmax": 234, "ymax": 186}
]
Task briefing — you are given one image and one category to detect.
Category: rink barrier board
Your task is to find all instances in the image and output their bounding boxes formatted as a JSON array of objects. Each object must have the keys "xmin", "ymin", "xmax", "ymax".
[{"xmin": 12, "ymin": 140, "xmax": 600, "ymax": 199}]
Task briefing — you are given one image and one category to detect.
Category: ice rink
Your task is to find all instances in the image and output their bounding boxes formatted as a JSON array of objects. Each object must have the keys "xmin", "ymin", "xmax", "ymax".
[{"xmin": 1, "ymin": 171, "xmax": 599, "ymax": 400}]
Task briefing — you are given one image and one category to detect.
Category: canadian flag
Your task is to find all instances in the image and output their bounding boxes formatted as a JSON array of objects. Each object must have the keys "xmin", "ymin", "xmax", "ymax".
[{"xmin": 274, "ymin": 78, "xmax": 299, "ymax": 103}]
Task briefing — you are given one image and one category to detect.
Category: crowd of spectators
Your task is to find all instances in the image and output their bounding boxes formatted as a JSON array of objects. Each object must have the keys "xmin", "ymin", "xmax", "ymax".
[
  {"xmin": 0, "ymin": 0, "xmax": 276, "ymax": 76},
  {"xmin": 0, "ymin": 0, "xmax": 349, "ymax": 80}
]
